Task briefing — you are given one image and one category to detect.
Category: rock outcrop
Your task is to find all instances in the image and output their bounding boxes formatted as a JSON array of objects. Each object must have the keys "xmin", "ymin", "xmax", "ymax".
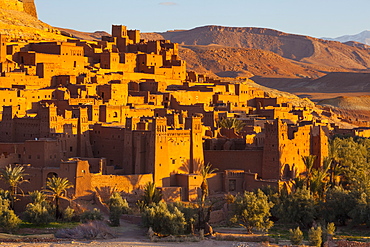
[{"xmin": 0, "ymin": 0, "xmax": 65, "ymax": 40}]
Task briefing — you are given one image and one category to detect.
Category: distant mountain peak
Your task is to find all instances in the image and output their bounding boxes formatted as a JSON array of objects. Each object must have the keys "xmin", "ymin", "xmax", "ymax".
[{"xmin": 324, "ymin": 30, "xmax": 370, "ymax": 46}]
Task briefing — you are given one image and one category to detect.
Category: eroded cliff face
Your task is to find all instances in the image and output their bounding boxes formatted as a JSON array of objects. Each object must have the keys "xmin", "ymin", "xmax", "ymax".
[{"xmin": 21, "ymin": 0, "xmax": 38, "ymax": 18}]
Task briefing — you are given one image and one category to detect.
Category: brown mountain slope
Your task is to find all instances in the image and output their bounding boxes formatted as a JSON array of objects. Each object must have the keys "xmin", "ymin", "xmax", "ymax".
[
  {"xmin": 56, "ymin": 27, "xmax": 110, "ymax": 41},
  {"xmin": 180, "ymin": 45, "xmax": 324, "ymax": 78},
  {"xmin": 318, "ymin": 95, "xmax": 370, "ymax": 123},
  {"xmin": 319, "ymin": 95, "xmax": 370, "ymax": 111},
  {"xmin": 253, "ymin": 72, "xmax": 370, "ymax": 93},
  {"xmin": 142, "ymin": 26, "xmax": 370, "ymax": 74}
]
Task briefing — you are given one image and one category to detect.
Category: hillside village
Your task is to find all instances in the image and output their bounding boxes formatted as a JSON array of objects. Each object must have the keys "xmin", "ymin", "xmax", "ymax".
[{"xmin": 0, "ymin": 20, "xmax": 369, "ymax": 204}]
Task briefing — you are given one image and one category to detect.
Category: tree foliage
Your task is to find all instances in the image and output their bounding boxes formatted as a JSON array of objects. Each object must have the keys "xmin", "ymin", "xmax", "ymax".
[
  {"xmin": 0, "ymin": 197, "xmax": 21, "ymax": 233},
  {"xmin": 0, "ymin": 165, "xmax": 28, "ymax": 209},
  {"xmin": 217, "ymin": 118, "xmax": 245, "ymax": 133},
  {"xmin": 199, "ymin": 162, "xmax": 218, "ymax": 204},
  {"xmin": 24, "ymin": 190, "xmax": 54, "ymax": 225},
  {"xmin": 141, "ymin": 201, "xmax": 187, "ymax": 235},
  {"xmin": 308, "ymin": 226, "xmax": 322, "ymax": 247},
  {"xmin": 141, "ymin": 182, "xmax": 162, "ymax": 206},
  {"xmin": 108, "ymin": 192, "xmax": 130, "ymax": 226},
  {"xmin": 230, "ymin": 189, "xmax": 273, "ymax": 233},
  {"xmin": 289, "ymin": 227, "xmax": 303, "ymax": 245},
  {"xmin": 45, "ymin": 176, "xmax": 73, "ymax": 219},
  {"xmin": 276, "ymin": 186, "xmax": 317, "ymax": 228}
]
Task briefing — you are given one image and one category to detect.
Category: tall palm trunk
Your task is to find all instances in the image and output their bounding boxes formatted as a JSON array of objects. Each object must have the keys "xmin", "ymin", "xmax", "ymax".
[{"xmin": 55, "ymin": 195, "xmax": 60, "ymax": 219}]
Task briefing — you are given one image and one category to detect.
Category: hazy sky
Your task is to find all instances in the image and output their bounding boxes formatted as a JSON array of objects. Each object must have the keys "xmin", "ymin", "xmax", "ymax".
[{"xmin": 34, "ymin": 0, "xmax": 369, "ymax": 38}]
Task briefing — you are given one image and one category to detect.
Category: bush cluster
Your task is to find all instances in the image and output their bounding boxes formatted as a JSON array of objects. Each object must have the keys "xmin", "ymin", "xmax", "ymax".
[
  {"xmin": 142, "ymin": 201, "xmax": 187, "ymax": 235},
  {"xmin": 108, "ymin": 192, "xmax": 130, "ymax": 226}
]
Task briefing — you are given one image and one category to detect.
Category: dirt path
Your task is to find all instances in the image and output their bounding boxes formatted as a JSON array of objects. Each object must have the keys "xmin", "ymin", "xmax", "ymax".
[
  {"xmin": 0, "ymin": 239, "xmax": 261, "ymax": 247},
  {"xmin": 0, "ymin": 219, "xmax": 264, "ymax": 247}
]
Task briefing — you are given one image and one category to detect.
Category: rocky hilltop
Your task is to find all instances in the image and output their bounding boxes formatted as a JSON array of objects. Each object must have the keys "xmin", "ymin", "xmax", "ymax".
[
  {"xmin": 0, "ymin": 0, "xmax": 65, "ymax": 40},
  {"xmin": 142, "ymin": 26, "xmax": 370, "ymax": 78}
]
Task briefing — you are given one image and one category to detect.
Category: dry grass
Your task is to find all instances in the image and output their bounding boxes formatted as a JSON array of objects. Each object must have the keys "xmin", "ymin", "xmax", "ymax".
[{"xmin": 54, "ymin": 221, "xmax": 115, "ymax": 240}]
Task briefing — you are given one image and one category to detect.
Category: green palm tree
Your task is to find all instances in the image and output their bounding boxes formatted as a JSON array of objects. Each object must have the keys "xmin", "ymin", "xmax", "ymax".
[
  {"xmin": 301, "ymin": 155, "xmax": 316, "ymax": 189},
  {"xmin": 45, "ymin": 176, "xmax": 73, "ymax": 219},
  {"xmin": 329, "ymin": 140, "xmax": 344, "ymax": 186},
  {"xmin": 217, "ymin": 118, "xmax": 245, "ymax": 133},
  {"xmin": 0, "ymin": 165, "xmax": 28, "ymax": 209},
  {"xmin": 310, "ymin": 157, "xmax": 331, "ymax": 198},
  {"xmin": 142, "ymin": 181, "xmax": 162, "ymax": 206},
  {"xmin": 199, "ymin": 162, "xmax": 218, "ymax": 204}
]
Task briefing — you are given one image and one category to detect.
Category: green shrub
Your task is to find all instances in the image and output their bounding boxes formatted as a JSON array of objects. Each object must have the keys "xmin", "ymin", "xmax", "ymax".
[
  {"xmin": 108, "ymin": 192, "xmax": 130, "ymax": 226},
  {"xmin": 24, "ymin": 191, "xmax": 54, "ymax": 225},
  {"xmin": 142, "ymin": 201, "xmax": 187, "ymax": 235},
  {"xmin": 308, "ymin": 226, "xmax": 322, "ymax": 247},
  {"xmin": 63, "ymin": 206, "xmax": 75, "ymax": 222},
  {"xmin": 80, "ymin": 208, "xmax": 104, "ymax": 223},
  {"xmin": 168, "ymin": 202, "xmax": 197, "ymax": 233},
  {"xmin": 24, "ymin": 191, "xmax": 53, "ymax": 224},
  {"xmin": 326, "ymin": 222, "xmax": 335, "ymax": 235},
  {"xmin": 289, "ymin": 227, "xmax": 303, "ymax": 245},
  {"xmin": 24, "ymin": 203, "xmax": 54, "ymax": 225},
  {"xmin": 0, "ymin": 197, "xmax": 21, "ymax": 233}
]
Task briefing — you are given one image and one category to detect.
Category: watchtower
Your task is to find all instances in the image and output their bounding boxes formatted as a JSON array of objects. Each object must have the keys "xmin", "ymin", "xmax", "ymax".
[{"xmin": 0, "ymin": 34, "xmax": 7, "ymax": 63}]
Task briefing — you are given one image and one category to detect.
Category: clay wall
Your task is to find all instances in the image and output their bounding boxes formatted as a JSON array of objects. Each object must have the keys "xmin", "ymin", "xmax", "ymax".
[
  {"xmin": 353, "ymin": 128, "xmax": 370, "ymax": 138},
  {"xmin": 204, "ymin": 150, "xmax": 263, "ymax": 174},
  {"xmin": 280, "ymin": 124, "xmax": 312, "ymax": 177},
  {"xmin": 139, "ymin": 80, "xmax": 167, "ymax": 93},
  {"xmin": 128, "ymin": 95, "xmax": 145, "ymax": 105},
  {"xmin": 100, "ymin": 52, "xmax": 121, "ymax": 70},
  {"xmin": 159, "ymin": 187, "xmax": 181, "ymax": 202},
  {"xmin": 213, "ymin": 94, "xmax": 239, "ymax": 104},
  {"xmin": 99, "ymin": 105, "xmax": 153, "ymax": 124},
  {"xmin": 223, "ymin": 170, "xmax": 245, "ymax": 192},
  {"xmin": 22, "ymin": 139, "xmax": 61, "ymax": 168},
  {"xmin": 90, "ymin": 124, "xmax": 125, "ymax": 169},
  {"xmin": 91, "ymin": 173, "xmax": 152, "ymax": 194},
  {"xmin": 137, "ymin": 54, "xmax": 163, "ymax": 72},
  {"xmin": 170, "ymin": 91, "xmax": 214, "ymax": 105},
  {"xmin": 175, "ymin": 174, "xmax": 202, "ymax": 201},
  {"xmin": 207, "ymin": 173, "xmax": 223, "ymax": 193},
  {"xmin": 311, "ymin": 126, "xmax": 329, "ymax": 169},
  {"xmin": 19, "ymin": 52, "xmax": 86, "ymax": 71},
  {"xmin": 243, "ymin": 172, "xmax": 280, "ymax": 191},
  {"xmin": 166, "ymin": 130, "xmax": 192, "ymax": 184},
  {"xmin": 119, "ymin": 54, "xmax": 136, "ymax": 72}
]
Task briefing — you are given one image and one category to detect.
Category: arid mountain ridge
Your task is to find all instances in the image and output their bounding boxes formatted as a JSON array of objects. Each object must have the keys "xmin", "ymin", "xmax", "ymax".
[{"xmin": 141, "ymin": 26, "xmax": 370, "ymax": 79}]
